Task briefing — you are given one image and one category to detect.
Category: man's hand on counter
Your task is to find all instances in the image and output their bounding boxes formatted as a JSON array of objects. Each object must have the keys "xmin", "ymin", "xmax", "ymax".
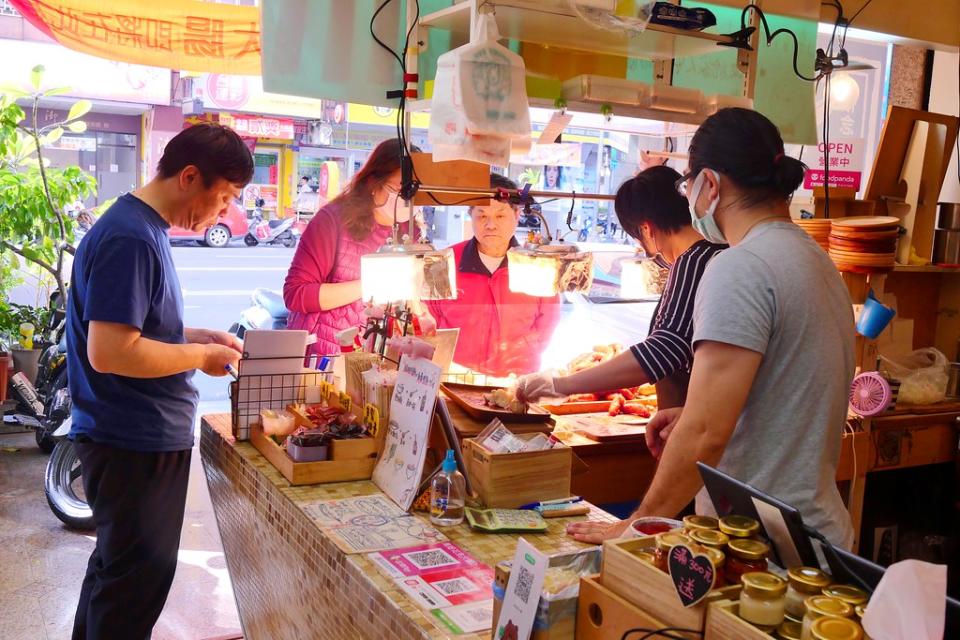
[
  {"xmin": 566, "ymin": 519, "xmax": 630, "ymax": 544},
  {"xmin": 646, "ymin": 407, "xmax": 683, "ymax": 459}
]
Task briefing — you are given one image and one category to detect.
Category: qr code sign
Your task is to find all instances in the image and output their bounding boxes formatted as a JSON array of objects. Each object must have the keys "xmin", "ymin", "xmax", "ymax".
[
  {"xmin": 432, "ymin": 577, "xmax": 480, "ymax": 596},
  {"xmin": 404, "ymin": 549, "xmax": 458, "ymax": 570},
  {"xmin": 513, "ymin": 566, "xmax": 534, "ymax": 605}
]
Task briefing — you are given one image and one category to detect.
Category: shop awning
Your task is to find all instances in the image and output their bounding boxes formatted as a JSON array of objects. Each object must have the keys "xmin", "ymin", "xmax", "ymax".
[{"xmin": 9, "ymin": 0, "xmax": 262, "ymax": 75}]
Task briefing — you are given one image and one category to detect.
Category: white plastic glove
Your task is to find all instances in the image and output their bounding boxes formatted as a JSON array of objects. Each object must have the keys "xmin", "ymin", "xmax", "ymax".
[{"xmin": 514, "ymin": 371, "xmax": 567, "ymax": 404}]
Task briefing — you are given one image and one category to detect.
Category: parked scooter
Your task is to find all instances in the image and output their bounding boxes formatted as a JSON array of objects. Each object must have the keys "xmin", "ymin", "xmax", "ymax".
[
  {"xmin": 229, "ymin": 288, "xmax": 288, "ymax": 339},
  {"xmin": 244, "ymin": 199, "xmax": 299, "ymax": 248},
  {"xmin": 44, "ymin": 398, "xmax": 93, "ymax": 530}
]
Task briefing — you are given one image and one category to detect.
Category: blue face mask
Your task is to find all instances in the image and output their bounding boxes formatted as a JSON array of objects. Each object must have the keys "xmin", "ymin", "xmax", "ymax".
[{"xmin": 688, "ymin": 169, "xmax": 727, "ymax": 245}]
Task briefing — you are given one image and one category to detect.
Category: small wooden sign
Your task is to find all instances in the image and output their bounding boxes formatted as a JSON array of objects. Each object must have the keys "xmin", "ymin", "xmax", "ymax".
[
  {"xmin": 668, "ymin": 544, "xmax": 715, "ymax": 608},
  {"xmin": 362, "ymin": 403, "xmax": 380, "ymax": 435}
]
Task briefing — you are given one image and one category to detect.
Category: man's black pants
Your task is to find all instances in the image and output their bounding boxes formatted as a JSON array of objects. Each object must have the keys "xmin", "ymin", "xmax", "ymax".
[{"xmin": 72, "ymin": 439, "xmax": 191, "ymax": 640}]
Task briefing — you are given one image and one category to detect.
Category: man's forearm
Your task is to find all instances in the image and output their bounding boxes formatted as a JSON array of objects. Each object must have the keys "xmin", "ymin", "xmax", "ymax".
[
  {"xmin": 92, "ymin": 336, "xmax": 205, "ymax": 379},
  {"xmin": 555, "ymin": 350, "xmax": 651, "ymax": 395}
]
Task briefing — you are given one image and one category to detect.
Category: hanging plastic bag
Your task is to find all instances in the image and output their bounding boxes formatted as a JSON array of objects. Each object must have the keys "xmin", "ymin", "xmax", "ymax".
[
  {"xmin": 878, "ymin": 347, "xmax": 950, "ymax": 405},
  {"xmin": 429, "ymin": 13, "xmax": 531, "ymax": 166}
]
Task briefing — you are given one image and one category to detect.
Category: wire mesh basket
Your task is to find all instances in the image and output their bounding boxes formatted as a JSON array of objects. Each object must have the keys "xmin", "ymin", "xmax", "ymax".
[{"xmin": 230, "ymin": 368, "xmax": 333, "ymax": 441}]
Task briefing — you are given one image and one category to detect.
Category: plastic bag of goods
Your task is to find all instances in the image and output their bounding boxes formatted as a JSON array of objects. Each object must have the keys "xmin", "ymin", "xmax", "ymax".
[
  {"xmin": 429, "ymin": 13, "xmax": 531, "ymax": 166},
  {"xmin": 879, "ymin": 347, "xmax": 950, "ymax": 405}
]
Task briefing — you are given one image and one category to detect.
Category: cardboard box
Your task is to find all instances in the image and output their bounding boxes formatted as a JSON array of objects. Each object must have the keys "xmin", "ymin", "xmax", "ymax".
[{"xmin": 463, "ymin": 435, "xmax": 572, "ymax": 508}]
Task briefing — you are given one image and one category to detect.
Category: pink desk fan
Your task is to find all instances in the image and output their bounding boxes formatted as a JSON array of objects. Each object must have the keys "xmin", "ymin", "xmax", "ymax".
[{"xmin": 849, "ymin": 372, "xmax": 898, "ymax": 416}]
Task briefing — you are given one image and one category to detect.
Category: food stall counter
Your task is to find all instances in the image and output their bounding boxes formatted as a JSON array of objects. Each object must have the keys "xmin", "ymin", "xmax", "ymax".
[{"xmin": 199, "ymin": 413, "xmax": 615, "ymax": 640}]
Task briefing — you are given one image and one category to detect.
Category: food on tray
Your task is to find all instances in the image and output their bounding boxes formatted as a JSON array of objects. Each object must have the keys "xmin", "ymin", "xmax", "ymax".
[
  {"xmin": 548, "ymin": 345, "xmax": 658, "ymax": 416},
  {"xmin": 483, "ymin": 387, "xmax": 525, "ymax": 413}
]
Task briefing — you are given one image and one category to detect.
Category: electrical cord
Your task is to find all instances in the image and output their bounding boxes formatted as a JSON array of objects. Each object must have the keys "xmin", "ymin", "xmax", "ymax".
[
  {"xmin": 620, "ymin": 627, "xmax": 703, "ymax": 640},
  {"xmin": 740, "ymin": 4, "xmax": 820, "ymax": 82},
  {"xmin": 822, "ymin": 73, "xmax": 832, "ymax": 218}
]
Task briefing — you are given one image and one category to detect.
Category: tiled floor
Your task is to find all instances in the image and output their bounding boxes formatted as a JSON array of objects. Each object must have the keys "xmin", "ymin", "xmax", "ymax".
[{"xmin": 0, "ymin": 419, "xmax": 243, "ymax": 640}]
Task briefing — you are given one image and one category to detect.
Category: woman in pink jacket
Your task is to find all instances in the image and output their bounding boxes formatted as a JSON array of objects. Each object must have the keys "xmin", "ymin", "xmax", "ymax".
[{"xmin": 284, "ymin": 139, "xmax": 410, "ymax": 356}]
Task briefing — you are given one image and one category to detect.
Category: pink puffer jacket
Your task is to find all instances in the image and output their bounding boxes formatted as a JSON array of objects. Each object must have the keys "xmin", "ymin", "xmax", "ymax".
[{"xmin": 283, "ymin": 203, "xmax": 392, "ymax": 357}]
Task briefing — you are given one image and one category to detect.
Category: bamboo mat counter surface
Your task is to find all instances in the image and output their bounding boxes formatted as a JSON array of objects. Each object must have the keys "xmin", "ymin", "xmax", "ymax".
[{"xmin": 199, "ymin": 413, "xmax": 615, "ymax": 640}]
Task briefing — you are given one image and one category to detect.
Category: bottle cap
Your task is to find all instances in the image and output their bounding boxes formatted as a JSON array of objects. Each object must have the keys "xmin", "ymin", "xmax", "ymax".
[{"xmin": 442, "ymin": 449, "xmax": 457, "ymax": 473}]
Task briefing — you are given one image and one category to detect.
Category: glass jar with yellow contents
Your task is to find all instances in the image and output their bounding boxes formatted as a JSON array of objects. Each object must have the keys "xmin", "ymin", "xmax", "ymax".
[
  {"xmin": 777, "ymin": 619, "xmax": 803, "ymax": 640},
  {"xmin": 699, "ymin": 546, "xmax": 726, "ymax": 588},
  {"xmin": 724, "ymin": 538, "xmax": 769, "ymax": 586},
  {"xmin": 683, "ymin": 514, "xmax": 719, "ymax": 535},
  {"xmin": 822, "ymin": 585, "xmax": 868, "ymax": 609},
  {"xmin": 739, "ymin": 571, "xmax": 788, "ymax": 630},
  {"xmin": 786, "ymin": 567, "xmax": 833, "ymax": 619},
  {"xmin": 690, "ymin": 528, "xmax": 730, "ymax": 550},
  {"xmin": 811, "ymin": 616, "xmax": 863, "ymax": 640},
  {"xmin": 802, "ymin": 596, "xmax": 854, "ymax": 640},
  {"xmin": 653, "ymin": 532, "xmax": 693, "ymax": 573},
  {"xmin": 719, "ymin": 515, "xmax": 761, "ymax": 539}
]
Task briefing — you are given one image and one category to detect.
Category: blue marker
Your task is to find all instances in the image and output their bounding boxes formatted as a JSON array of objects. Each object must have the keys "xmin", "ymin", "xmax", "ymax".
[{"xmin": 225, "ymin": 364, "xmax": 239, "ymax": 380}]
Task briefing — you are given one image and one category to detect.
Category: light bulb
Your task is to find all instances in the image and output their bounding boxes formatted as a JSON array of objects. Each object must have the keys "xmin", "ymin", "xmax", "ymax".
[{"xmin": 830, "ymin": 73, "xmax": 860, "ymax": 111}]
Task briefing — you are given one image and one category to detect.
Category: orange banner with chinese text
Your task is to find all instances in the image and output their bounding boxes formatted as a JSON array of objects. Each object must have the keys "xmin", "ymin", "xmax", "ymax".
[{"xmin": 10, "ymin": 0, "xmax": 261, "ymax": 76}]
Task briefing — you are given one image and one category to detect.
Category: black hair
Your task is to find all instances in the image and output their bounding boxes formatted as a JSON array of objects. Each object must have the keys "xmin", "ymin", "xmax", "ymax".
[
  {"xmin": 158, "ymin": 123, "xmax": 254, "ymax": 188},
  {"xmin": 688, "ymin": 108, "xmax": 806, "ymax": 206},
  {"xmin": 490, "ymin": 173, "xmax": 519, "ymax": 192},
  {"xmin": 300, "ymin": 176, "xmax": 310, "ymax": 182},
  {"xmin": 614, "ymin": 165, "xmax": 690, "ymax": 238}
]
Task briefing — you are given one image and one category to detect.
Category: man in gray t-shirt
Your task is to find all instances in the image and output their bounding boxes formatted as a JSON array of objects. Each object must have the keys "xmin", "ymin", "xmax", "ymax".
[{"xmin": 691, "ymin": 222, "xmax": 855, "ymax": 547}]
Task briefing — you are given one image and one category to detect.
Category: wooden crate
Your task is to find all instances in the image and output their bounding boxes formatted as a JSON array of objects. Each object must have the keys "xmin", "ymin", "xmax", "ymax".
[
  {"xmin": 704, "ymin": 600, "xmax": 772, "ymax": 639},
  {"xmin": 328, "ymin": 436, "xmax": 379, "ymax": 461},
  {"xmin": 576, "ymin": 575, "xmax": 699, "ymax": 640},
  {"xmin": 250, "ymin": 425, "xmax": 376, "ymax": 485},
  {"xmin": 463, "ymin": 435, "xmax": 572, "ymax": 508},
  {"xmin": 601, "ymin": 537, "xmax": 741, "ymax": 632}
]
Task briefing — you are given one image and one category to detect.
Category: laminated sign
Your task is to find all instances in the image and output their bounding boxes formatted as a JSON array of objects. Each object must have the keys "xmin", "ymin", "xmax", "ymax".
[{"xmin": 429, "ymin": 13, "xmax": 531, "ymax": 167}]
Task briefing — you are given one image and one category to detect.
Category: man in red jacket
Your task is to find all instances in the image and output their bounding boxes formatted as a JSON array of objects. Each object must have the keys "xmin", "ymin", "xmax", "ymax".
[{"xmin": 425, "ymin": 174, "xmax": 561, "ymax": 377}]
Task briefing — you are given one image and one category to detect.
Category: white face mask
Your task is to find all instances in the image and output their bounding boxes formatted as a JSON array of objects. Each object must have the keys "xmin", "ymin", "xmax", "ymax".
[{"xmin": 687, "ymin": 169, "xmax": 727, "ymax": 245}]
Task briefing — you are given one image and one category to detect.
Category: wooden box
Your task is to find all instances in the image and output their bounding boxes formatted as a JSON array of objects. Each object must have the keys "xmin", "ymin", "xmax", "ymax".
[
  {"xmin": 463, "ymin": 435, "xmax": 572, "ymax": 508},
  {"xmin": 576, "ymin": 575, "xmax": 699, "ymax": 640},
  {"xmin": 704, "ymin": 601, "xmax": 772, "ymax": 639},
  {"xmin": 328, "ymin": 436, "xmax": 379, "ymax": 461},
  {"xmin": 601, "ymin": 537, "xmax": 741, "ymax": 632},
  {"xmin": 250, "ymin": 425, "xmax": 376, "ymax": 486}
]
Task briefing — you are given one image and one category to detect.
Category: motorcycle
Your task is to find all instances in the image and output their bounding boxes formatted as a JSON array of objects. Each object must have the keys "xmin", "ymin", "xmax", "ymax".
[
  {"xmin": 244, "ymin": 200, "xmax": 299, "ymax": 248},
  {"xmin": 229, "ymin": 288, "xmax": 288, "ymax": 339},
  {"xmin": 44, "ymin": 398, "xmax": 93, "ymax": 530}
]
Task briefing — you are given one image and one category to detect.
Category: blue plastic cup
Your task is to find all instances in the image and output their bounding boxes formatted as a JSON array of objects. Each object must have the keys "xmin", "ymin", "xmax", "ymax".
[{"xmin": 857, "ymin": 289, "xmax": 896, "ymax": 339}]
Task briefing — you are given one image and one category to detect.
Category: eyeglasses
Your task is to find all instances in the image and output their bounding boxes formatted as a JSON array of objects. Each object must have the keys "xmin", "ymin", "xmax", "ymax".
[{"xmin": 675, "ymin": 170, "xmax": 698, "ymax": 197}]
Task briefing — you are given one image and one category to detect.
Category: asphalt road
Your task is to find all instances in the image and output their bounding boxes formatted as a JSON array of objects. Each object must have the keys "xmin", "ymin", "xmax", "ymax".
[{"xmin": 170, "ymin": 241, "xmax": 294, "ymax": 406}]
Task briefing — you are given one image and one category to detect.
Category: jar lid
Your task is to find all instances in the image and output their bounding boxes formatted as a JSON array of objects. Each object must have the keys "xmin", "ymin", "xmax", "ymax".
[
  {"xmin": 806, "ymin": 595, "xmax": 854, "ymax": 618},
  {"xmin": 776, "ymin": 620, "xmax": 803, "ymax": 640},
  {"xmin": 700, "ymin": 546, "xmax": 725, "ymax": 569},
  {"xmin": 634, "ymin": 551, "xmax": 657, "ymax": 565},
  {"xmin": 719, "ymin": 515, "xmax": 760, "ymax": 537},
  {"xmin": 727, "ymin": 538, "xmax": 769, "ymax": 560},
  {"xmin": 690, "ymin": 528, "xmax": 730, "ymax": 549},
  {"xmin": 742, "ymin": 571, "xmax": 787, "ymax": 598},
  {"xmin": 683, "ymin": 514, "xmax": 719, "ymax": 531},
  {"xmin": 822, "ymin": 585, "xmax": 869, "ymax": 606},
  {"xmin": 655, "ymin": 532, "xmax": 692, "ymax": 551},
  {"xmin": 787, "ymin": 566, "xmax": 832, "ymax": 590},
  {"xmin": 810, "ymin": 616, "xmax": 863, "ymax": 640},
  {"xmin": 854, "ymin": 604, "xmax": 866, "ymax": 619}
]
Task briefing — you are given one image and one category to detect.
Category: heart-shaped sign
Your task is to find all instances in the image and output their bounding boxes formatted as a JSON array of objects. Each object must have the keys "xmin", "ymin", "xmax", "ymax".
[{"xmin": 668, "ymin": 544, "xmax": 716, "ymax": 607}]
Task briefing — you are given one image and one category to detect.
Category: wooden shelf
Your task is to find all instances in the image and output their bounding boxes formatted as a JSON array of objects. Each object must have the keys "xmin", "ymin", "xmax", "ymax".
[
  {"xmin": 420, "ymin": 0, "xmax": 739, "ymax": 61},
  {"xmin": 891, "ymin": 264, "xmax": 960, "ymax": 274}
]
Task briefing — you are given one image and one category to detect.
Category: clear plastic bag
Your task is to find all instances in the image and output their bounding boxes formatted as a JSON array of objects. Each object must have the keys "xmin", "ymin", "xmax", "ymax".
[{"xmin": 879, "ymin": 348, "xmax": 950, "ymax": 405}]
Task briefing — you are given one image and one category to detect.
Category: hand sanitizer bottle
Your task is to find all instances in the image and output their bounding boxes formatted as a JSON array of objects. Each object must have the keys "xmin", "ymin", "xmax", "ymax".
[{"xmin": 430, "ymin": 449, "xmax": 465, "ymax": 526}]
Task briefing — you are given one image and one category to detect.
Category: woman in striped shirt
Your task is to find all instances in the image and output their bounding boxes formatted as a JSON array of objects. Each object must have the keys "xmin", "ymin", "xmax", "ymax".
[{"xmin": 516, "ymin": 165, "xmax": 725, "ymax": 410}]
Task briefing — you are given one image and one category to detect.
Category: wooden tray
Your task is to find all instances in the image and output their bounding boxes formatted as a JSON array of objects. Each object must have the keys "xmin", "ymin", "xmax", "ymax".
[
  {"xmin": 440, "ymin": 383, "xmax": 551, "ymax": 423},
  {"xmin": 250, "ymin": 425, "xmax": 376, "ymax": 485},
  {"xmin": 704, "ymin": 601, "xmax": 772, "ymax": 639},
  {"xmin": 576, "ymin": 423, "xmax": 648, "ymax": 442},
  {"xmin": 541, "ymin": 400, "xmax": 611, "ymax": 415},
  {"xmin": 577, "ymin": 575, "xmax": 700, "ymax": 640},
  {"xmin": 601, "ymin": 537, "xmax": 741, "ymax": 633}
]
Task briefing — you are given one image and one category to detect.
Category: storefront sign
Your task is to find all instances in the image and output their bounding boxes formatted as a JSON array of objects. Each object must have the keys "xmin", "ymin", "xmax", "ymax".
[
  {"xmin": 200, "ymin": 74, "xmax": 346, "ymax": 121},
  {"xmin": 0, "ymin": 39, "xmax": 171, "ymax": 105},
  {"xmin": 10, "ymin": 0, "xmax": 260, "ymax": 75},
  {"xmin": 803, "ymin": 137, "xmax": 865, "ymax": 191},
  {"xmin": 50, "ymin": 135, "xmax": 97, "ymax": 152},
  {"xmin": 220, "ymin": 113, "xmax": 295, "ymax": 141}
]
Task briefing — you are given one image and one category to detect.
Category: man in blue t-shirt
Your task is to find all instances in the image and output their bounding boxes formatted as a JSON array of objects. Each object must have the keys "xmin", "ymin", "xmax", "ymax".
[{"xmin": 66, "ymin": 123, "xmax": 253, "ymax": 640}]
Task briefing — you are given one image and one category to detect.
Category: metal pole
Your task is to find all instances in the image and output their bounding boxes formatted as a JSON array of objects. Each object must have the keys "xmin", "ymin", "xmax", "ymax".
[{"xmin": 416, "ymin": 184, "xmax": 618, "ymax": 202}]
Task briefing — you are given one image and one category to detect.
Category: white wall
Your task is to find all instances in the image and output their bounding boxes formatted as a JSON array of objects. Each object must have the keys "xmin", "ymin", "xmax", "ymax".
[{"xmin": 930, "ymin": 51, "xmax": 960, "ymax": 204}]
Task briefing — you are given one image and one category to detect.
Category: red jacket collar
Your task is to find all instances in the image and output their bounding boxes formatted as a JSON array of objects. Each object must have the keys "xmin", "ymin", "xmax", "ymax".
[{"xmin": 458, "ymin": 236, "xmax": 520, "ymax": 276}]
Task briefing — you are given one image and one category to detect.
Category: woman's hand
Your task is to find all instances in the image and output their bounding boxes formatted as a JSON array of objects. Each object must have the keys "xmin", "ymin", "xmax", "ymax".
[
  {"xmin": 566, "ymin": 518, "xmax": 630, "ymax": 544},
  {"xmin": 645, "ymin": 407, "xmax": 683, "ymax": 459},
  {"xmin": 514, "ymin": 371, "xmax": 566, "ymax": 403}
]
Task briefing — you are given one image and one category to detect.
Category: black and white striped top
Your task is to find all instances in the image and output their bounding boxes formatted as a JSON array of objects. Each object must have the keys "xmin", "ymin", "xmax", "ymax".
[{"xmin": 631, "ymin": 240, "xmax": 726, "ymax": 382}]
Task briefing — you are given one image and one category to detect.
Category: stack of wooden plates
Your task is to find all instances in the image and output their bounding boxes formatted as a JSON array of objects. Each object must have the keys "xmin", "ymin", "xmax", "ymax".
[
  {"xmin": 794, "ymin": 218, "xmax": 832, "ymax": 252},
  {"xmin": 829, "ymin": 216, "xmax": 900, "ymax": 273}
]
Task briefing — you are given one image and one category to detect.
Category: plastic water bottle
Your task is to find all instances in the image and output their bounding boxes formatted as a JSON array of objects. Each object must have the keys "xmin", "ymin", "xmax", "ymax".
[{"xmin": 430, "ymin": 449, "xmax": 466, "ymax": 527}]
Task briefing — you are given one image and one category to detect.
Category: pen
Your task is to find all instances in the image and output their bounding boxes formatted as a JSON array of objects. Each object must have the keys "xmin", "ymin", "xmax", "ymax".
[
  {"xmin": 518, "ymin": 497, "xmax": 583, "ymax": 510},
  {"xmin": 225, "ymin": 364, "xmax": 239, "ymax": 380}
]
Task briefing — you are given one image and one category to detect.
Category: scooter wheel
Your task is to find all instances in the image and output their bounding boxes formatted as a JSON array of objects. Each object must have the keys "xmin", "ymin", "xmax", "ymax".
[
  {"xmin": 282, "ymin": 236, "xmax": 298, "ymax": 248},
  {"xmin": 244, "ymin": 234, "xmax": 259, "ymax": 247},
  {"xmin": 45, "ymin": 439, "xmax": 94, "ymax": 531}
]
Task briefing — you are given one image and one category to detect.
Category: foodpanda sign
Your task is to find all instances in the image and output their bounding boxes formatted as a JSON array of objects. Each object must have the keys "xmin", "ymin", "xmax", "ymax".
[{"xmin": 803, "ymin": 137, "xmax": 865, "ymax": 192}]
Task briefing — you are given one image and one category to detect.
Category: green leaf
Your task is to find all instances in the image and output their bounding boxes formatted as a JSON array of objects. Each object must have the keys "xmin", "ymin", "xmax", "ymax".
[
  {"xmin": 41, "ymin": 127, "xmax": 63, "ymax": 147},
  {"xmin": 66, "ymin": 99, "xmax": 92, "ymax": 123},
  {"xmin": 66, "ymin": 120, "xmax": 87, "ymax": 133},
  {"xmin": 43, "ymin": 86, "xmax": 72, "ymax": 97},
  {"xmin": 0, "ymin": 83, "xmax": 28, "ymax": 99},
  {"xmin": 30, "ymin": 65, "xmax": 44, "ymax": 91}
]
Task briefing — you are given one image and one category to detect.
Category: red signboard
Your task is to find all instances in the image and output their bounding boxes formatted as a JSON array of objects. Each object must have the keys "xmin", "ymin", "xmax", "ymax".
[{"xmin": 221, "ymin": 113, "xmax": 295, "ymax": 141}]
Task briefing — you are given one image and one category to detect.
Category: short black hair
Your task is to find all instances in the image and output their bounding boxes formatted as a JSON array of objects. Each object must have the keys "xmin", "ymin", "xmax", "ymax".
[
  {"xmin": 688, "ymin": 108, "xmax": 806, "ymax": 206},
  {"xmin": 490, "ymin": 173, "xmax": 518, "ymax": 192},
  {"xmin": 300, "ymin": 176, "xmax": 310, "ymax": 182},
  {"xmin": 158, "ymin": 123, "xmax": 254, "ymax": 188},
  {"xmin": 614, "ymin": 165, "xmax": 690, "ymax": 238}
]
